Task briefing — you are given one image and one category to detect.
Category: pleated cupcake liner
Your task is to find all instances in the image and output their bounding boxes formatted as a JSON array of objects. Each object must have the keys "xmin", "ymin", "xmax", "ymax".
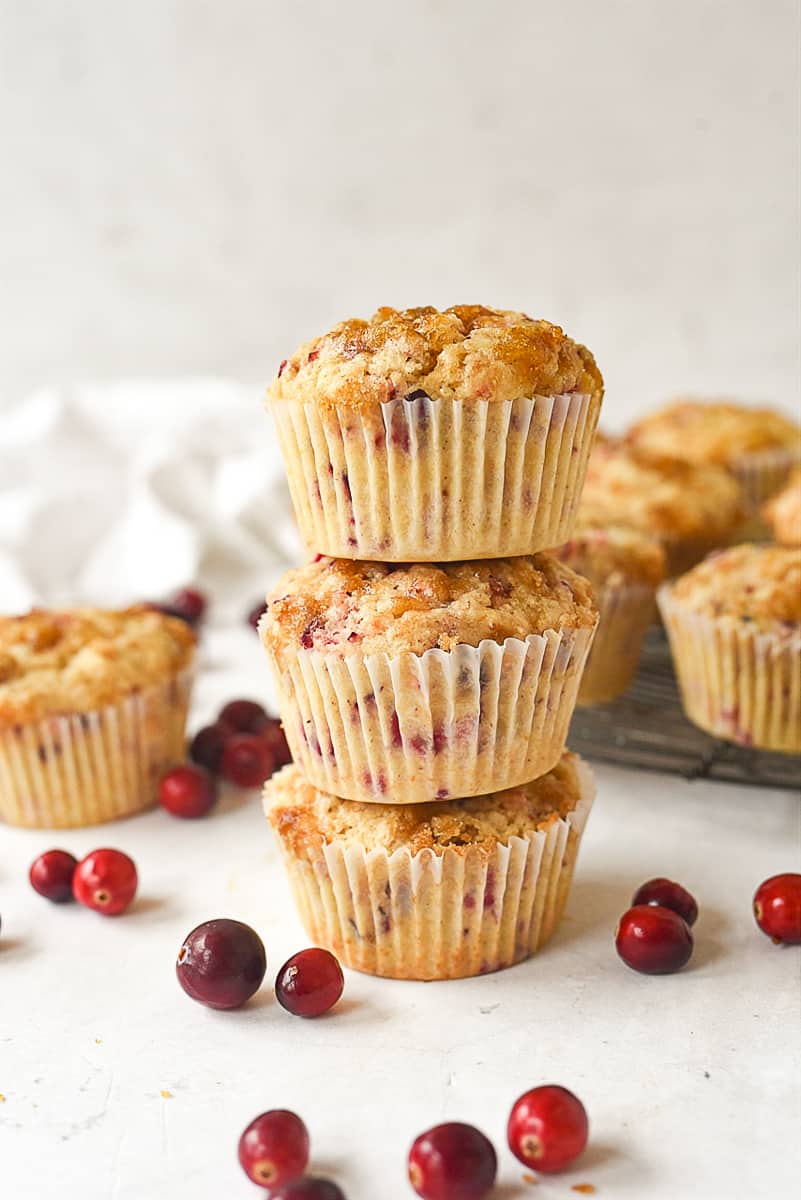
[
  {"xmin": 730, "ymin": 446, "xmax": 800, "ymax": 511},
  {"xmin": 0, "ymin": 666, "xmax": 195, "ymax": 828},
  {"xmin": 269, "ymin": 391, "xmax": 599, "ymax": 561},
  {"xmin": 577, "ymin": 581, "xmax": 656, "ymax": 706}
]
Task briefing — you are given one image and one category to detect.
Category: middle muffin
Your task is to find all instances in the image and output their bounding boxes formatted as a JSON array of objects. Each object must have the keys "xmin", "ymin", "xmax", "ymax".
[{"xmin": 260, "ymin": 554, "xmax": 597, "ymax": 804}]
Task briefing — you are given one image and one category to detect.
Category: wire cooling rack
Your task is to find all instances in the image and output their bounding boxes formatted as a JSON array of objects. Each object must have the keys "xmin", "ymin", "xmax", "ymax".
[{"xmin": 568, "ymin": 628, "xmax": 801, "ymax": 791}]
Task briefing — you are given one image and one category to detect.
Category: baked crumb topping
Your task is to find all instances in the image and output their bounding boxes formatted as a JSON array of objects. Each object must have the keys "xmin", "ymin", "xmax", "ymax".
[
  {"xmin": 627, "ymin": 399, "xmax": 801, "ymax": 464},
  {"xmin": 666, "ymin": 544, "xmax": 801, "ymax": 628}
]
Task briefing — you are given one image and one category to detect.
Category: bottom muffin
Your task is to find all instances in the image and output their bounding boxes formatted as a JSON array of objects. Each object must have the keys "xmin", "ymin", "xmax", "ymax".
[{"xmin": 264, "ymin": 754, "xmax": 595, "ymax": 981}]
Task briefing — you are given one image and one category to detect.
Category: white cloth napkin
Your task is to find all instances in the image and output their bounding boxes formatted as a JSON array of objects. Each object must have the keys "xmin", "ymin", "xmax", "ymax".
[{"xmin": 0, "ymin": 380, "xmax": 303, "ymax": 619}]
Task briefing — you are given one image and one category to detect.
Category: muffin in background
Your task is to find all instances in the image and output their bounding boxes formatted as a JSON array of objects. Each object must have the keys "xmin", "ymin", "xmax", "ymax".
[
  {"xmin": 627, "ymin": 398, "xmax": 801, "ymax": 510},
  {"xmin": 762, "ymin": 468, "xmax": 801, "ymax": 546},
  {"xmin": 266, "ymin": 305, "xmax": 603, "ymax": 561},
  {"xmin": 658, "ymin": 545, "xmax": 801, "ymax": 753},
  {"xmin": 264, "ymin": 753, "xmax": 595, "ymax": 981},
  {"xmin": 553, "ymin": 526, "xmax": 666, "ymax": 705},
  {"xmin": 0, "ymin": 606, "xmax": 196, "ymax": 828},
  {"xmin": 578, "ymin": 437, "xmax": 748, "ymax": 576},
  {"xmin": 259, "ymin": 554, "xmax": 597, "ymax": 805}
]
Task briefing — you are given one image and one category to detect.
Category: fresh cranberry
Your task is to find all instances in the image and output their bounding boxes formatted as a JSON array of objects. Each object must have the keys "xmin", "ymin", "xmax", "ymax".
[
  {"xmin": 408, "ymin": 1122, "xmax": 497, "ymax": 1200},
  {"xmin": 507, "ymin": 1085, "xmax": 589, "ymax": 1173},
  {"xmin": 615, "ymin": 904, "xmax": 693, "ymax": 974},
  {"xmin": 275, "ymin": 948, "xmax": 344, "ymax": 1018},
  {"xmin": 262, "ymin": 717, "xmax": 292, "ymax": 767},
  {"xmin": 189, "ymin": 723, "xmax": 227, "ymax": 774},
  {"xmin": 154, "ymin": 586, "xmax": 207, "ymax": 628},
  {"xmin": 270, "ymin": 1180, "xmax": 346, "ymax": 1200},
  {"xmin": 72, "ymin": 849, "xmax": 138, "ymax": 916},
  {"xmin": 219, "ymin": 733, "xmax": 274, "ymax": 787},
  {"xmin": 238, "ymin": 1109, "xmax": 309, "ymax": 1188},
  {"xmin": 218, "ymin": 698, "xmax": 269, "ymax": 734},
  {"xmin": 632, "ymin": 877, "xmax": 698, "ymax": 926},
  {"xmin": 158, "ymin": 764, "xmax": 217, "ymax": 819},
  {"xmin": 753, "ymin": 873, "xmax": 801, "ymax": 944},
  {"xmin": 176, "ymin": 918, "xmax": 266, "ymax": 1009},
  {"xmin": 247, "ymin": 600, "xmax": 267, "ymax": 631},
  {"xmin": 29, "ymin": 849, "xmax": 78, "ymax": 902}
]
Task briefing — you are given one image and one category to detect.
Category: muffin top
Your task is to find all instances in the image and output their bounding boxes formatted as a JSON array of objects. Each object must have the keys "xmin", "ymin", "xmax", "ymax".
[
  {"xmin": 627, "ymin": 399, "xmax": 801, "ymax": 464},
  {"xmin": 552, "ymin": 525, "xmax": 666, "ymax": 589},
  {"xmin": 268, "ymin": 305, "xmax": 603, "ymax": 410},
  {"xmin": 665, "ymin": 544, "xmax": 801, "ymax": 629},
  {"xmin": 762, "ymin": 468, "xmax": 801, "ymax": 546},
  {"xmin": 265, "ymin": 754, "xmax": 586, "ymax": 858},
  {"xmin": 261, "ymin": 554, "xmax": 597, "ymax": 665},
  {"xmin": 578, "ymin": 438, "xmax": 747, "ymax": 543},
  {"xmin": 0, "ymin": 606, "xmax": 196, "ymax": 722}
]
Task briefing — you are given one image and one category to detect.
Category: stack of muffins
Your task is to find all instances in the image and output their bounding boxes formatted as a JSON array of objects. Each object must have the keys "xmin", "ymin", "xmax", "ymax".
[{"xmin": 259, "ymin": 305, "xmax": 604, "ymax": 980}]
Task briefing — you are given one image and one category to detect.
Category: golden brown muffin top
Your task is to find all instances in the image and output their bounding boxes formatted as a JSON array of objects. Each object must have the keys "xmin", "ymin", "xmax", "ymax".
[
  {"xmin": 762, "ymin": 468, "xmax": 801, "ymax": 547},
  {"xmin": 261, "ymin": 554, "xmax": 597, "ymax": 666},
  {"xmin": 267, "ymin": 305, "xmax": 603, "ymax": 410},
  {"xmin": 552, "ymin": 525, "xmax": 666, "ymax": 589},
  {"xmin": 0, "ymin": 606, "xmax": 196, "ymax": 723},
  {"xmin": 265, "ymin": 754, "xmax": 585, "ymax": 858},
  {"xmin": 627, "ymin": 399, "xmax": 801, "ymax": 464},
  {"xmin": 665, "ymin": 544, "xmax": 801, "ymax": 628},
  {"xmin": 578, "ymin": 438, "xmax": 747, "ymax": 543}
]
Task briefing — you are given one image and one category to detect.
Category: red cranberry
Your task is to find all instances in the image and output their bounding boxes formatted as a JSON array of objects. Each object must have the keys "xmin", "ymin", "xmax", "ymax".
[
  {"xmin": 189, "ymin": 723, "xmax": 227, "ymax": 774},
  {"xmin": 219, "ymin": 733, "xmax": 274, "ymax": 788},
  {"xmin": 276, "ymin": 948, "xmax": 344, "ymax": 1018},
  {"xmin": 262, "ymin": 717, "xmax": 292, "ymax": 767},
  {"xmin": 176, "ymin": 918, "xmax": 266, "ymax": 1009},
  {"xmin": 72, "ymin": 849, "xmax": 138, "ymax": 916},
  {"xmin": 270, "ymin": 1181, "xmax": 346, "ymax": 1200},
  {"xmin": 507, "ymin": 1085, "xmax": 589, "ymax": 1173},
  {"xmin": 218, "ymin": 698, "xmax": 269, "ymax": 734},
  {"xmin": 632, "ymin": 877, "xmax": 698, "ymax": 926},
  {"xmin": 247, "ymin": 600, "xmax": 267, "ymax": 631},
  {"xmin": 238, "ymin": 1109, "xmax": 309, "ymax": 1188},
  {"xmin": 615, "ymin": 904, "xmax": 693, "ymax": 974},
  {"xmin": 29, "ymin": 849, "xmax": 78, "ymax": 903},
  {"xmin": 168, "ymin": 586, "xmax": 207, "ymax": 625},
  {"xmin": 158, "ymin": 764, "xmax": 217, "ymax": 819},
  {"xmin": 408, "ymin": 1122, "xmax": 497, "ymax": 1200},
  {"xmin": 753, "ymin": 873, "xmax": 801, "ymax": 944}
]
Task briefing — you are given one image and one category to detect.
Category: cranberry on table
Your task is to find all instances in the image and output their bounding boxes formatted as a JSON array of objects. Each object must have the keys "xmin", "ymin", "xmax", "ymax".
[
  {"xmin": 176, "ymin": 918, "xmax": 266, "ymax": 1009},
  {"xmin": 276, "ymin": 948, "xmax": 344, "ymax": 1018},
  {"xmin": 164, "ymin": 586, "xmax": 207, "ymax": 626},
  {"xmin": 615, "ymin": 904, "xmax": 693, "ymax": 974},
  {"xmin": 507, "ymin": 1085, "xmax": 589, "ymax": 1173},
  {"xmin": 218, "ymin": 698, "xmax": 270, "ymax": 734},
  {"xmin": 270, "ymin": 1180, "xmax": 346, "ymax": 1200},
  {"xmin": 247, "ymin": 600, "xmax": 268, "ymax": 631},
  {"xmin": 632, "ymin": 877, "xmax": 698, "ymax": 926},
  {"xmin": 753, "ymin": 873, "xmax": 801, "ymax": 945},
  {"xmin": 29, "ymin": 849, "xmax": 78, "ymax": 902},
  {"xmin": 72, "ymin": 849, "xmax": 138, "ymax": 915},
  {"xmin": 189, "ymin": 723, "xmax": 228, "ymax": 774},
  {"xmin": 262, "ymin": 717, "xmax": 292, "ymax": 768},
  {"xmin": 238, "ymin": 1109, "xmax": 309, "ymax": 1188},
  {"xmin": 219, "ymin": 733, "xmax": 274, "ymax": 788},
  {"xmin": 158, "ymin": 764, "xmax": 217, "ymax": 819},
  {"xmin": 408, "ymin": 1122, "xmax": 497, "ymax": 1200}
]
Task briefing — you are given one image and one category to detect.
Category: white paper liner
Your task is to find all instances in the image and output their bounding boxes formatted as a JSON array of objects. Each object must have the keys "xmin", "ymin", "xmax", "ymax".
[
  {"xmin": 263, "ymin": 625, "xmax": 597, "ymax": 804},
  {"xmin": 269, "ymin": 392, "xmax": 600, "ymax": 560},
  {"xmin": 265, "ymin": 755, "xmax": 595, "ymax": 980},
  {"xmin": 730, "ymin": 446, "xmax": 800, "ymax": 511},
  {"xmin": 0, "ymin": 666, "xmax": 195, "ymax": 828},
  {"xmin": 578, "ymin": 581, "xmax": 656, "ymax": 705},
  {"xmin": 658, "ymin": 587, "xmax": 801, "ymax": 753}
]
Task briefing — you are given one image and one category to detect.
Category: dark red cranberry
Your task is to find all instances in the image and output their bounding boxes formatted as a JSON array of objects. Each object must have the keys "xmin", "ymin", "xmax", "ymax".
[
  {"xmin": 72, "ymin": 849, "xmax": 138, "ymax": 916},
  {"xmin": 615, "ymin": 904, "xmax": 693, "ymax": 974},
  {"xmin": 261, "ymin": 717, "xmax": 292, "ymax": 767},
  {"xmin": 247, "ymin": 600, "xmax": 268, "ymax": 631},
  {"xmin": 218, "ymin": 698, "xmax": 269, "ymax": 734},
  {"xmin": 29, "ymin": 849, "xmax": 78, "ymax": 902},
  {"xmin": 168, "ymin": 586, "xmax": 207, "ymax": 624},
  {"xmin": 632, "ymin": 877, "xmax": 698, "ymax": 926},
  {"xmin": 176, "ymin": 918, "xmax": 266, "ymax": 1009},
  {"xmin": 507, "ymin": 1085, "xmax": 589, "ymax": 1173},
  {"xmin": 408, "ymin": 1122, "xmax": 497, "ymax": 1200},
  {"xmin": 753, "ymin": 873, "xmax": 801, "ymax": 944},
  {"xmin": 189, "ymin": 723, "xmax": 227, "ymax": 774},
  {"xmin": 219, "ymin": 733, "xmax": 274, "ymax": 788},
  {"xmin": 158, "ymin": 764, "xmax": 217, "ymax": 819},
  {"xmin": 238, "ymin": 1109, "xmax": 309, "ymax": 1188},
  {"xmin": 275, "ymin": 948, "xmax": 344, "ymax": 1018},
  {"xmin": 271, "ymin": 1180, "xmax": 346, "ymax": 1200}
]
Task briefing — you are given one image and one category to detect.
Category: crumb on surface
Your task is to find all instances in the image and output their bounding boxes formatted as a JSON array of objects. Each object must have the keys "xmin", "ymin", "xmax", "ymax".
[{"xmin": 160, "ymin": 1089, "xmax": 173, "ymax": 1099}]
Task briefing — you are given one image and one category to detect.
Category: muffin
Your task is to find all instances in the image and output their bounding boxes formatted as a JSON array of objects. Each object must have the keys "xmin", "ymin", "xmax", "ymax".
[
  {"xmin": 578, "ymin": 437, "xmax": 748, "ymax": 576},
  {"xmin": 658, "ymin": 545, "xmax": 801, "ymax": 752},
  {"xmin": 266, "ymin": 305, "xmax": 603, "ymax": 561},
  {"xmin": 264, "ymin": 752, "xmax": 595, "ymax": 980},
  {"xmin": 627, "ymin": 399, "xmax": 801, "ymax": 509},
  {"xmin": 0, "ymin": 606, "xmax": 196, "ymax": 827},
  {"xmin": 762, "ymin": 468, "xmax": 801, "ymax": 546},
  {"xmin": 553, "ymin": 526, "xmax": 666, "ymax": 704},
  {"xmin": 259, "ymin": 554, "xmax": 597, "ymax": 804}
]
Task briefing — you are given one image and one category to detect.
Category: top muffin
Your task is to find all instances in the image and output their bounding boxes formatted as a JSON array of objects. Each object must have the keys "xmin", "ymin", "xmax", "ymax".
[
  {"xmin": 0, "ymin": 606, "xmax": 196, "ymax": 722},
  {"xmin": 269, "ymin": 305, "xmax": 603, "ymax": 410},
  {"xmin": 762, "ymin": 468, "xmax": 801, "ymax": 546},
  {"xmin": 666, "ymin": 544, "xmax": 801, "ymax": 629},
  {"xmin": 627, "ymin": 399, "xmax": 801, "ymax": 464},
  {"xmin": 261, "ymin": 554, "xmax": 597, "ymax": 666}
]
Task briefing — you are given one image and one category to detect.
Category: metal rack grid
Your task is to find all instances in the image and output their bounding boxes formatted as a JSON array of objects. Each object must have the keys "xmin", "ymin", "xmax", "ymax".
[{"xmin": 568, "ymin": 628, "xmax": 801, "ymax": 791}]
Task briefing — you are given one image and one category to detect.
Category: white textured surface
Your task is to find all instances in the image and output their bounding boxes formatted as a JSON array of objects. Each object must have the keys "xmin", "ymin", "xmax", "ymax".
[{"xmin": 1, "ymin": 625, "xmax": 799, "ymax": 1200}]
